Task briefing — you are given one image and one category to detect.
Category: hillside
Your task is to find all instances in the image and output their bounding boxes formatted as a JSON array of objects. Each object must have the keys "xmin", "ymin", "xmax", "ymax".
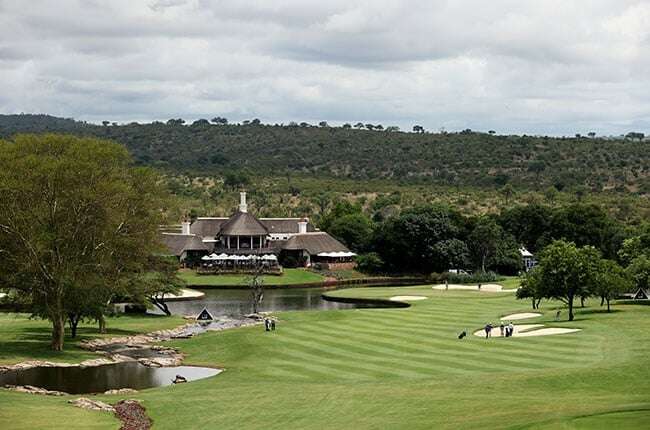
[{"xmin": 1, "ymin": 114, "xmax": 649, "ymax": 194}]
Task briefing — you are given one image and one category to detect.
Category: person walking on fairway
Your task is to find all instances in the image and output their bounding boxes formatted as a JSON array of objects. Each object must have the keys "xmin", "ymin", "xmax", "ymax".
[
  {"xmin": 484, "ymin": 323, "xmax": 492, "ymax": 339},
  {"xmin": 478, "ymin": 283, "xmax": 482, "ymax": 291},
  {"xmin": 555, "ymin": 310, "xmax": 561, "ymax": 321},
  {"xmin": 499, "ymin": 323, "xmax": 504, "ymax": 337},
  {"xmin": 264, "ymin": 318, "xmax": 270, "ymax": 332},
  {"xmin": 445, "ymin": 279, "xmax": 449, "ymax": 291},
  {"xmin": 271, "ymin": 319, "xmax": 276, "ymax": 331},
  {"xmin": 508, "ymin": 322, "xmax": 514, "ymax": 337}
]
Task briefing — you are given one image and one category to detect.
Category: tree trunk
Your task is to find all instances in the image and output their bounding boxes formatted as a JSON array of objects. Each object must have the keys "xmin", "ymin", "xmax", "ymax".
[
  {"xmin": 51, "ymin": 314, "xmax": 65, "ymax": 351},
  {"xmin": 606, "ymin": 298, "xmax": 611, "ymax": 313},
  {"xmin": 600, "ymin": 296, "xmax": 604, "ymax": 306},
  {"xmin": 531, "ymin": 298, "xmax": 536, "ymax": 309},
  {"xmin": 98, "ymin": 315, "xmax": 107, "ymax": 334},
  {"xmin": 150, "ymin": 297, "xmax": 171, "ymax": 316},
  {"xmin": 68, "ymin": 313, "xmax": 80, "ymax": 338},
  {"xmin": 568, "ymin": 295, "xmax": 574, "ymax": 321},
  {"xmin": 580, "ymin": 296, "xmax": 585, "ymax": 308}
]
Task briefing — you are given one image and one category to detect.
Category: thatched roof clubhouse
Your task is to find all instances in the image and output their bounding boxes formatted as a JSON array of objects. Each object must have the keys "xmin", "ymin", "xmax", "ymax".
[{"xmin": 162, "ymin": 192, "xmax": 355, "ymax": 271}]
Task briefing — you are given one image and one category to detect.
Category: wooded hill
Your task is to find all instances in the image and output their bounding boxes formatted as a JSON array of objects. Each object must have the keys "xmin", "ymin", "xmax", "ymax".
[{"xmin": 1, "ymin": 114, "xmax": 649, "ymax": 195}]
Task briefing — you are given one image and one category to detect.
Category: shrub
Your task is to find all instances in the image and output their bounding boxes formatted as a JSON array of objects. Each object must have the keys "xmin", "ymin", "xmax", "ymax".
[
  {"xmin": 446, "ymin": 271, "xmax": 502, "ymax": 284},
  {"xmin": 356, "ymin": 253, "xmax": 385, "ymax": 274}
]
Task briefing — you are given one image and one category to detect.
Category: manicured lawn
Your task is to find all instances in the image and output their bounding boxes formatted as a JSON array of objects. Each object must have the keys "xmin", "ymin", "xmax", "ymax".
[
  {"xmin": 1, "ymin": 287, "xmax": 649, "ymax": 429},
  {"xmin": 497, "ymin": 275, "xmax": 522, "ymax": 290},
  {"xmin": 0, "ymin": 313, "xmax": 184, "ymax": 365},
  {"xmin": 178, "ymin": 268, "xmax": 325, "ymax": 286}
]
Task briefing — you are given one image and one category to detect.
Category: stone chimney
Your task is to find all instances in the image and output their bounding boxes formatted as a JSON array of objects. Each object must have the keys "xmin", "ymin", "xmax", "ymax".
[
  {"xmin": 239, "ymin": 191, "xmax": 248, "ymax": 213},
  {"xmin": 298, "ymin": 218, "xmax": 308, "ymax": 234},
  {"xmin": 181, "ymin": 219, "xmax": 191, "ymax": 235}
]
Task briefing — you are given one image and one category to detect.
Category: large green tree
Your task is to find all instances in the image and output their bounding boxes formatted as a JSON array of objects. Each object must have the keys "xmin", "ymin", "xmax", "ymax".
[
  {"xmin": 468, "ymin": 217, "xmax": 520, "ymax": 273},
  {"xmin": 529, "ymin": 240, "xmax": 599, "ymax": 321},
  {"xmin": 0, "ymin": 134, "xmax": 170, "ymax": 350},
  {"xmin": 593, "ymin": 259, "xmax": 631, "ymax": 312}
]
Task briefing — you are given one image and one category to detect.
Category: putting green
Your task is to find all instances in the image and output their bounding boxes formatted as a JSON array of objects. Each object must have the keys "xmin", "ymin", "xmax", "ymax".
[{"xmin": 1, "ymin": 286, "xmax": 649, "ymax": 429}]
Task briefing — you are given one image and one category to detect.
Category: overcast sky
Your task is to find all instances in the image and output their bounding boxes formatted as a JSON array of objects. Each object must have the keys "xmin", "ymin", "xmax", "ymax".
[{"xmin": 0, "ymin": 0, "xmax": 649, "ymax": 135}]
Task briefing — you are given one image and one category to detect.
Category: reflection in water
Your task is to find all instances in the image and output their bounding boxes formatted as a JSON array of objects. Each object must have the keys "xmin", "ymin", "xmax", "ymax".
[
  {"xmin": 158, "ymin": 288, "xmax": 358, "ymax": 317},
  {"xmin": 0, "ymin": 363, "xmax": 220, "ymax": 394}
]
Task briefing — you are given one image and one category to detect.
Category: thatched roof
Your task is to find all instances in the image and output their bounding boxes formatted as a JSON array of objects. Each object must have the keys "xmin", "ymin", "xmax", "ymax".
[
  {"xmin": 283, "ymin": 232, "xmax": 349, "ymax": 255},
  {"xmin": 261, "ymin": 218, "xmax": 315, "ymax": 234},
  {"xmin": 219, "ymin": 211, "xmax": 269, "ymax": 236},
  {"xmin": 190, "ymin": 217, "xmax": 228, "ymax": 238},
  {"xmin": 190, "ymin": 216, "xmax": 316, "ymax": 238},
  {"xmin": 161, "ymin": 233, "xmax": 208, "ymax": 256}
]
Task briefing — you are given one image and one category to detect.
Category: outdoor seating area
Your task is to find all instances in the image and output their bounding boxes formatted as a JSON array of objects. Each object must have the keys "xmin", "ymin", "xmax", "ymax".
[{"xmin": 197, "ymin": 253, "xmax": 282, "ymax": 275}]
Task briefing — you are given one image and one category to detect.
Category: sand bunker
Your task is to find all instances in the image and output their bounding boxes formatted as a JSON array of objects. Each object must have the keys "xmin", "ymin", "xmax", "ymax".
[
  {"xmin": 500, "ymin": 312, "xmax": 542, "ymax": 321},
  {"xmin": 389, "ymin": 295, "xmax": 428, "ymax": 302},
  {"xmin": 473, "ymin": 323, "xmax": 581, "ymax": 338},
  {"xmin": 165, "ymin": 288, "xmax": 206, "ymax": 301},
  {"xmin": 516, "ymin": 327, "xmax": 581, "ymax": 337},
  {"xmin": 432, "ymin": 284, "xmax": 513, "ymax": 292}
]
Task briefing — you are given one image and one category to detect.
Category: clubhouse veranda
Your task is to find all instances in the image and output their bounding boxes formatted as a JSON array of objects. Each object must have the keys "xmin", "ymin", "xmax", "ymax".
[{"xmin": 161, "ymin": 192, "xmax": 356, "ymax": 271}]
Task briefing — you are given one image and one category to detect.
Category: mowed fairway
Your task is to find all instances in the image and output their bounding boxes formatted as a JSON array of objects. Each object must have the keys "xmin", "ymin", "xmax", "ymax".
[{"xmin": 1, "ymin": 286, "xmax": 650, "ymax": 429}]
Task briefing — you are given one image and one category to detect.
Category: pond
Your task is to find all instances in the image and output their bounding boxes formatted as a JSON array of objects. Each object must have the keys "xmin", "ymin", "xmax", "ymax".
[
  {"xmin": 0, "ymin": 363, "xmax": 220, "ymax": 394},
  {"xmin": 157, "ymin": 287, "xmax": 362, "ymax": 317}
]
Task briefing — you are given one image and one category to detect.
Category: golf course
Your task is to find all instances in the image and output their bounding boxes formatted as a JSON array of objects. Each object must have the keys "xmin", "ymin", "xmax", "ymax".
[{"xmin": 1, "ymin": 285, "xmax": 649, "ymax": 429}]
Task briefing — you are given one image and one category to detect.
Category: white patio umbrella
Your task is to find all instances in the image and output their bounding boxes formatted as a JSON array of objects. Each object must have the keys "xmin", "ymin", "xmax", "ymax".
[{"xmin": 201, "ymin": 255, "xmax": 212, "ymax": 261}]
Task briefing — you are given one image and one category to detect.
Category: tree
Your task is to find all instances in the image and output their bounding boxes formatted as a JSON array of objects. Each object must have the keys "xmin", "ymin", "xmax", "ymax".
[
  {"xmin": 468, "ymin": 217, "xmax": 516, "ymax": 273},
  {"xmin": 192, "ymin": 119, "xmax": 210, "ymax": 126},
  {"xmin": 246, "ymin": 262, "xmax": 265, "ymax": 314},
  {"xmin": 412, "ymin": 125, "xmax": 424, "ymax": 133},
  {"xmin": 531, "ymin": 241, "xmax": 599, "ymax": 321},
  {"xmin": 385, "ymin": 126, "xmax": 400, "ymax": 132},
  {"xmin": 211, "ymin": 116, "xmax": 228, "ymax": 125},
  {"xmin": 587, "ymin": 132, "xmax": 596, "ymax": 138},
  {"xmin": 318, "ymin": 121, "xmax": 329, "ymax": 128},
  {"xmin": 518, "ymin": 267, "xmax": 545, "ymax": 309},
  {"xmin": 0, "ymin": 134, "xmax": 169, "ymax": 350},
  {"xmin": 355, "ymin": 252, "xmax": 384, "ymax": 274},
  {"xmin": 328, "ymin": 213, "xmax": 374, "ymax": 252},
  {"xmin": 372, "ymin": 205, "xmax": 466, "ymax": 273},
  {"xmin": 365, "ymin": 124, "xmax": 375, "ymax": 131},
  {"xmin": 102, "ymin": 120, "xmax": 110, "ymax": 126},
  {"xmin": 499, "ymin": 184, "xmax": 515, "ymax": 205},
  {"xmin": 432, "ymin": 239, "xmax": 470, "ymax": 272},
  {"xmin": 626, "ymin": 255, "xmax": 650, "ymax": 292},
  {"xmin": 593, "ymin": 259, "xmax": 631, "ymax": 312},
  {"xmin": 375, "ymin": 124, "xmax": 384, "ymax": 131},
  {"xmin": 625, "ymin": 132, "xmax": 645, "ymax": 141},
  {"xmin": 166, "ymin": 118, "xmax": 185, "ymax": 125},
  {"xmin": 341, "ymin": 123, "xmax": 352, "ymax": 129},
  {"xmin": 353, "ymin": 122, "xmax": 364, "ymax": 129},
  {"xmin": 128, "ymin": 256, "xmax": 184, "ymax": 316},
  {"xmin": 497, "ymin": 204, "xmax": 553, "ymax": 253},
  {"xmin": 527, "ymin": 161, "xmax": 546, "ymax": 183}
]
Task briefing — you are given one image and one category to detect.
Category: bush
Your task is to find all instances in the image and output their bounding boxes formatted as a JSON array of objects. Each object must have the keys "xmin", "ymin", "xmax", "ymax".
[
  {"xmin": 356, "ymin": 253, "xmax": 385, "ymax": 274},
  {"xmin": 446, "ymin": 271, "xmax": 502, "ymax": 284}
]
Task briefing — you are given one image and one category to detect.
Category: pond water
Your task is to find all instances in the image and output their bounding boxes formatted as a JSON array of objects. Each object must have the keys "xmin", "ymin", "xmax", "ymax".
[
  {"xmin": 157, "ymin": 287, "xmax": 361, "ymax": 317},
  {"xmin": 0, "ymin": 363, "xmax": 220, "ymax": 394}
]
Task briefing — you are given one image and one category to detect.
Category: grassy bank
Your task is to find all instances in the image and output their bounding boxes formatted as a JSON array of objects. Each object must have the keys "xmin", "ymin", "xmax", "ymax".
[
  {"xmin": 177, "ymin": 268, "xmax": 325, "ymax": 287},
  {"xmin": 1, "ymin": 287, "xmax": 649, "ymax": 429},
  {"xmin": 0, "ymin": 313, "xmax": 184, "ymax": 366}
]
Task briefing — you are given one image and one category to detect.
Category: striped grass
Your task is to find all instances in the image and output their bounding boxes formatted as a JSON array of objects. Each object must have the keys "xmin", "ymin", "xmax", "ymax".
[{"xmin": 1, "ymin": 286, "xmax": 649, "ymax": 429}]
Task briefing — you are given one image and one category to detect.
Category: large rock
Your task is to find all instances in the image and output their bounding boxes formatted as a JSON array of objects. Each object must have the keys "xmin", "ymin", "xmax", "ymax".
[
  {"xmin": 69, "ymin": 397, "xmax": 115, "ymax": 412},
  {"xmin": 104, "ymin": 388, "xmax": 138, "ymax": 395},
  {"xmin": 5, "ymin": 385, "xmax": 67, "ymax": 396}
]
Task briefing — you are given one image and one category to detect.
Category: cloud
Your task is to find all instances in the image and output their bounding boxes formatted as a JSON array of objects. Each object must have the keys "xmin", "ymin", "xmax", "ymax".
[{"xmin": 0, "ymin": 0, "xmax": 648, "ymax": 135}]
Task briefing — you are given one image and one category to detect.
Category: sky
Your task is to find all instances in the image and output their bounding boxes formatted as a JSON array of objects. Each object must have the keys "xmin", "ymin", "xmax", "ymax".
[{"xmin": 0, "ymin": 0, "xmax": 649, "ymax": 136}]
